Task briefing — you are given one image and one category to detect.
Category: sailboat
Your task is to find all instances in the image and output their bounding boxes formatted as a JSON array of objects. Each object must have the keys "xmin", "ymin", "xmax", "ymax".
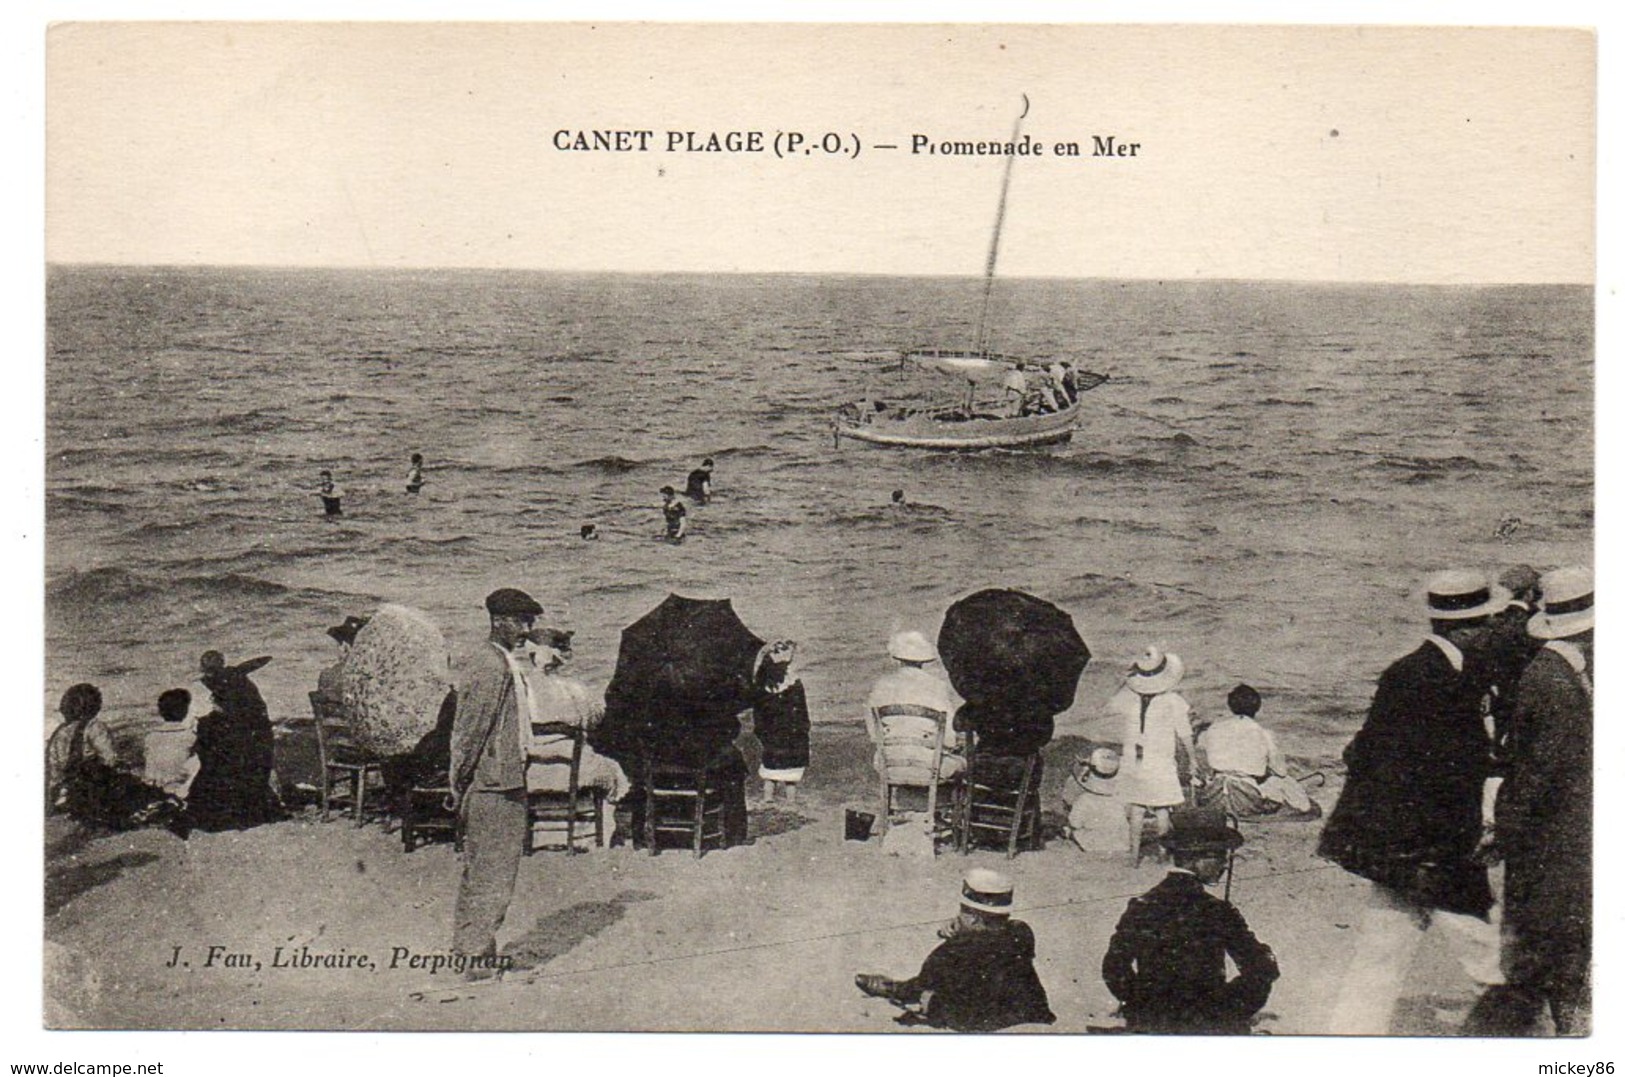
[{"xmin": 833, "ymin": 100, "xmax": 1107, "ymax": 450}]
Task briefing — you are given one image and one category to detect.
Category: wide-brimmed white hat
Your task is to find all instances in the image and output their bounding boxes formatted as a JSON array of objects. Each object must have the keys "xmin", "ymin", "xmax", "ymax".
[
  {"xmin": 1425, "ymin": 568, "xmax": 1510, "ymax": 621},
  {"xmin": 1528, "ymin": 566, "xmax": 1593, "ymax": 640},
  {"xmin": 1126, "ymin": 645, "xmax": 1184, "ymax": 696},
  {"xmin": 960, "ymin": 868, "xmax": 1014, "ymax": 915},
  {"xmin": 1088, "ymin": 747, "xmax": 1121, "ymax": 778},
  {"xmin": 888, "ymin": 630, "xmax": 938, "ymax": 664}
]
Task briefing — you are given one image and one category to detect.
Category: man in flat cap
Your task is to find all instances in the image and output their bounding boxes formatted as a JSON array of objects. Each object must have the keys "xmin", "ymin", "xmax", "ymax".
[
  {"xmin": 448, "ymin": 587, "xmax": 545, "ymax": 980},
  {"xmin": 1103, "ymin": 808, "xmax": 1278, "ymax": 1034},
  {"xmin": 855, "ymin": 868, "xmax": 1055, "ymax": 1031},
  {"xmin": 1317, "ymin": 568, "xmax": 1509, "ymax": 1033}
]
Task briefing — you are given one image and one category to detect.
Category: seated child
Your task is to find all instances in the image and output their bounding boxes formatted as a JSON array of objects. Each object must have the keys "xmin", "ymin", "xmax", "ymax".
[
  {"xmin": 144, "ymin": 688, "xmax": 200, "ymax": 799},
  {"xmin": 1062, "ymin": 746, "xmax": 1129, "ymax": 853},
  {"xmin": 1103, "ymin": 808, "xmax": 1279, "ymax": 1034}
]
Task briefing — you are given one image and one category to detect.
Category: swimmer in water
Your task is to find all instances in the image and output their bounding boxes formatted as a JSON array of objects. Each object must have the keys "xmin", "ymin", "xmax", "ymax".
[
  {"xmin": 406, "ymin": 453, "xmax": 425, "ymax": 494},
  {"xmin": 890, "ymin": 489, "xmax": 907, "ymax": 508},
  {"xmin": 317, "ymin": 470, "xmax": 344, "ymax": 517},
  {"xmin": 580, "ymin": 523, "xmax": 599, "ymax": 541},
  {"xmin": 660, "ymin": 486, "xmax": 687, "ymax": 543},
  {"xmin": 685, "ymin": 458, "xmax": 714, "ymax": 504}
]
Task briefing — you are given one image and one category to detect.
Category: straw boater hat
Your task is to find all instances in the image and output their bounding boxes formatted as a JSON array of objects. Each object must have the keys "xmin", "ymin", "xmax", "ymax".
[
  {"xmin": 1126, "ymin": 645, "xmax": 1184, "ymax": 696},
  {"xmin": 1528, "ymin": 566, "xmax": 1593, "ymax": 640},
  {"xmin": 960, "ymin": 868, "xmax": 1015, "ymax": 916},
  {"xmin": 1424, "ymin": 568, "xmax": 1510, "ymax": 621},
  {"xmin": 888, "ymin": 630, "xmax": 938, "ymax": 664}
]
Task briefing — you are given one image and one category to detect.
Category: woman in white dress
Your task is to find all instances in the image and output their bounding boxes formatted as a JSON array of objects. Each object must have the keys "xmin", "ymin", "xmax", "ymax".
[{"xmin": 1105, "ymin": 646, "xmax": 1195, "ymax": 863}]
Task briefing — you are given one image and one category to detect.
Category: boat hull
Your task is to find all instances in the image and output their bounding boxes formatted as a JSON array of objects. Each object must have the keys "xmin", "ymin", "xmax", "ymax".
[{"xmin": 834, "ymin": 402, "xmax": 1080, "ymax": 451}]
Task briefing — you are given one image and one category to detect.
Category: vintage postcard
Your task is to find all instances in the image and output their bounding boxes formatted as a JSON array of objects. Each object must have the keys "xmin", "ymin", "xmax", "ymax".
[{"xmin": 34, "ymin": 16, "xmax": 1600, "ymax": 1059}]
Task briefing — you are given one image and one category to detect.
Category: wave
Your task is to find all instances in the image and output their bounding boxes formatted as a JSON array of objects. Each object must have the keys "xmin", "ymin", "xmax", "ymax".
[
  {"xmin": 1257, "ymin": 397, "xmax": 1315, "ymax": 409},
  {"xmin": 574, "ymin": 454, "xmax": 648, "ymax": 473},
  {"xmin": 1373, "ymin": 453, "xmax": 1497, "ymax": 475}
]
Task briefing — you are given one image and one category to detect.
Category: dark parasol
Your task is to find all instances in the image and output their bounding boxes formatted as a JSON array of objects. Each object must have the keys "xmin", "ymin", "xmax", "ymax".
[
  {"xmin": 937, "ymin": 588, "xmax": 1091, "ymax": 717},
  {"xmin": 595, "ymin": 594, "xmax": 767, "ymax": 766}
]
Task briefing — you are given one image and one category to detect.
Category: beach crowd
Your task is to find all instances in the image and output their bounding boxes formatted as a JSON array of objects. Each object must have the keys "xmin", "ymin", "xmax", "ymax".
[{"xmin": 47, "ymin": 487, "xmax": 1592, "ymax": 1037}]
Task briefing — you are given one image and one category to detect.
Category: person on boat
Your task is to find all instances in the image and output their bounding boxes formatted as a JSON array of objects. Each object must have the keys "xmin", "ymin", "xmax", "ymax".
[
  {"xmin": 1001, "ymin": 362, "xmax": 1029, "ymax": 417},
  {"xmin": 317, "ymin": 470, "xmax": 344, "ymax": 517},
  {"xmin": 753, "ymin": 640, "xmax": 809, "ymax": 805},
  {"xmin": 188, "ymin": 650, "xmax": 283, "ymax": 831},
  {"xmin": 1048, "ymin": 361, "xmax": 1074, "ymax": 407},
  {"xmin": 406, "ymin": 453, "xmax": 426, "ymax": 494},
  {"xmin": 1196, "ymin": 684, "xmax": 1318, "ymax": 819},
  {"xmin": 855, "ymin": 868, "xmax": 1056, "ymax": 1031},
  {"xmin": 659, "ymin": 486, "xmax": 687, "ymax": 543},
  {"xmin": 685, "ymin": 458, "xmax": 714, "ymax": 504}
]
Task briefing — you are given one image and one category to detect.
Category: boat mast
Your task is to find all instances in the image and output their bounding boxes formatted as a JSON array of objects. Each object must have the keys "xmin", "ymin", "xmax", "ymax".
[{"xmin": 973, "ymin": 98, "xmax": 1025, "ymax": 357}]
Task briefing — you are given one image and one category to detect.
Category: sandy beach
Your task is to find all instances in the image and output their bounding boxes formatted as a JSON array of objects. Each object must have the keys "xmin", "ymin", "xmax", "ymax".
[{"xmin": 43, "ymin": 726, "xmax": 1492, "ymax": 1034}]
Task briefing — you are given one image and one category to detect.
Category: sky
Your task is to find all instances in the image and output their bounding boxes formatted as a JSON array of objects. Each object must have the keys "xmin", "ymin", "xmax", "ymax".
[{"xmin": 46, "ymin": 22, "xmax": 1595, "ymax": 284}]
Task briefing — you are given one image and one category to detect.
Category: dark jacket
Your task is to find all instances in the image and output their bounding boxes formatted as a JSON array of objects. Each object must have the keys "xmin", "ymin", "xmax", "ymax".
[
  {"xmin": 1103, "ymin": 871, "xmax": 1279, "ymax": 1034},
  {"xmin": 1316, "ymin": 640, "xmax": 1494, "ymax": 917},
  {"xmin": 754, "ymin": 681, "xmax": 810, "ymax": 771},
  {"xmin": 1497, "ymin": 643, "xmax": 1591, "ymax": 943},
  {"xmin": 895, "ymin": 919, "xmax": 1055, "ymax": 1032},
  {"xmin": 449, "ymin": 642, "xmax": 525, "ymax": 798},
  {"xmin": 188, "ymin": 663, "xmax": 280, "ymax": 831},
  {"xmin": 954, "ymin": 700, "xmax": 1053, "ymax": 757}
]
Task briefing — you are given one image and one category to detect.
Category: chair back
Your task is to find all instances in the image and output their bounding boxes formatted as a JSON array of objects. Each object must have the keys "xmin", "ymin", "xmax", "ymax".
[
  {"xmin": 530, "ymin": 720, "xmax": 586, "ymax": 801},
  {"xmin": 874, "ymin": 703, "xmax": 948, "ymax": 786},
  {"xmin": 309, "ymin": 691, "xmax": 369, "ymax": 766}
]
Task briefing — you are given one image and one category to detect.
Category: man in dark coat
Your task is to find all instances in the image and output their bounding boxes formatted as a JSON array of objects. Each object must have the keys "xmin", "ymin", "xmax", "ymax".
[
  {"xmin": 1317, "ymin": 568, "xmax": 1508, "ymax": 1034},
  {"xmin": 1465, "ymin": 566, "xmax": 1592, "ymax": 1036},
  {"xmin": 855, "ymin": 869, "xmax": 1055, "ymax": 1032},
  {"xmin": 1103, "ymin": 809, "xmax": 1278, "ymax": 1034},
  {"xmin": 447, "ymin": 587, "xmax": 544, "ymax": 981}
]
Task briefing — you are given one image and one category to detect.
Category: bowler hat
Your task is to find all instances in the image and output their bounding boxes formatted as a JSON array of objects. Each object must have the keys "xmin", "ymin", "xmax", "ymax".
[
  {"xmin": 326, "ymin": 615, "xmax": 370, "ymax": 645},
  {"xmin": 1159, "ymin": 806, "xmax": 1244, "ymax": 853}
]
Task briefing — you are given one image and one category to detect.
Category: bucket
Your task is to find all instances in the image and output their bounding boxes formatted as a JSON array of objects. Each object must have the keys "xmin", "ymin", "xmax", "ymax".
[{"xmin": 844, "ymin": 809, "xmax": 876, "ymax": 842}]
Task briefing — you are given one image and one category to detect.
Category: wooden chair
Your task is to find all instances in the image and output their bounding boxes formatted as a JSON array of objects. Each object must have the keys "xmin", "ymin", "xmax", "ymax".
[
  {"xmin": 641, "ymin": 756, "xmax": 727, "ymax": 858},
  {"xmin": 525, "ymin": 721, "xmax": 606, "ymax": 855},
  {"xmin": 872, "ymin": 704, "xmax": 960, "ymax": 846},
  {"xmin": 401, "ymin": 782, "xmax": 460, "ymax": 853},
  {"xmin": 954, "ymin": 734, "xmax": 1042, "ymax": 859},
  {"xmin": 309, "ymin": 691, "xmax": 385, "ymax": 826}
]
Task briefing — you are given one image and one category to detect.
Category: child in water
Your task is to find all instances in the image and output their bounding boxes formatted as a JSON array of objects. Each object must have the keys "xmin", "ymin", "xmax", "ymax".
[
  {"xmin": 406, "ymin": 453, "xmax": 425, "ymax": 494},
  {"xmin": 317, "ymin": 470, "xmax": 344, "ymax": 516},
  {"xmin": 660, "ymin": 486, "xmax": 686, "ymax": 543}
]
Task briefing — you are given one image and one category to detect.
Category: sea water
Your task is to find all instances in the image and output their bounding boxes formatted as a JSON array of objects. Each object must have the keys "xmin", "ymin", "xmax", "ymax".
[{"xmin": 45, "ymin": 266, "xmax": 1593, "ymax": 763}]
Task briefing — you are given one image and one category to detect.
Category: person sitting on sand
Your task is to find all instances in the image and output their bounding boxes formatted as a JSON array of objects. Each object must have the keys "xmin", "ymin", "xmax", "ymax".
[
  {"xmin": 865, "ymin": 630, "xmax": 964, "ymax": 780},
  {"xmin": 46, "ymin": 683, "xmax": 174, "ymax": 830},
  {"xmin": 1103, "ymin": 808, "xmax": 1279, "ymax": 1034},
  {"xmin": 187, "ymin": 650, "xmax": 282, "ymax": 832},
  {"xmin": 143, "ymin": 688, "xmax": 200, "ymax": 800},
  {"xmin": 1107, "ymin": 645, "xmax": 1197, "ymax": 864},
  {"xmin": 317, "ymin": 470, "xmax": 344, "ymax": 517},
  {"xmin": 856, "ymin": 868, "xmax": 1056, "ymax": 1032},
  {"xmin": 524, "ymin": 629, "xmax": 631, "ymax": 843},
  {"xmin": 753, "ymin": 640, "xmax": 809, "ymax": 804},
  {"xmin": 660, "ymin": 486, "xmax": 687, "ymax": 543},
  {"xmin": 1196, "ymin": 684, "xmax": 1318, "ymax": 819},
  {"xmin": 1062, "ymin": 746, "xmax": 1129, "ymax": 853},
  {"xmin": 685, "ymin": 458, "xmax": 714, "ymax": 504},
  {"xmin": 381, "ymin": 688, "xmax": 457, "ymax": 827},
  {"xmin": 406, "ymin": 453, "xmax": 426, "ymax": 494}
]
